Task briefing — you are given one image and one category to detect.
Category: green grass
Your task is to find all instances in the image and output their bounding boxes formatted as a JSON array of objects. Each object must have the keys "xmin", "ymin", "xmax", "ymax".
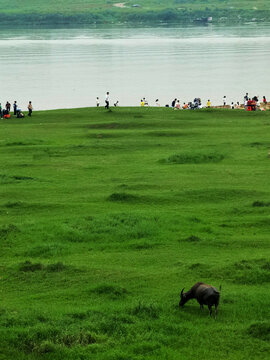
[
  {"xmin": 0, "ymin": 0, "xmax": 270, "ymax": 25},
  {"xmin": 0, "ymin": 107, "xmax": 270, "ymax": 359}
]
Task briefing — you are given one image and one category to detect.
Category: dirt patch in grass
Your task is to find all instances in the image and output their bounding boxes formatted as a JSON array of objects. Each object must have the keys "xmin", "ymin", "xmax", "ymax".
[
  {"xmin": 161, "ymin": 152, "xmax": 224, "ymax": 164},
  {"xmin": 247, "ymin": 322, "xmax": 270, "ymax": 341}
]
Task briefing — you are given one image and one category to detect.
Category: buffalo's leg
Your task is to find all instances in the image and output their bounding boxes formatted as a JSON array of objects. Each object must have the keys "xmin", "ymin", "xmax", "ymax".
[
  {"xmin": 215, "ymin": 304, "xmax": 218, "ymax": 318},
  {"xmin": 208, "ymin": 305, "xmax": 212, "ymax": 316},
  {"xmin": 200, "ymin": 304, "xmax": 204, "ymax": 311}
]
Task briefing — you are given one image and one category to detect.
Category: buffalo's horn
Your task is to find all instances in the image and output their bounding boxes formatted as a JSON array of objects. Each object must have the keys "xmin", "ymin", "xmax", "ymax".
[{"xmin": 180, "ymin": 288, "xmax": 185, "ymax": 297}]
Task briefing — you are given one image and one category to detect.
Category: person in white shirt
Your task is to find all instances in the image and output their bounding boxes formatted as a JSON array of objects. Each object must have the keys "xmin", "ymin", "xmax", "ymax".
[
  {"xmin": 231, "ymin": 102, "xmax": 235, "ymax": 109},
  {"xmin": 96, "ymin": 97, "xmax": 100, "ymax": 107},
  {"xmin": 223, "ymin": 96, "xmax": 226, "ymax": 106},
  {"xmin": 105, "ymin": 92, "xmax": 109, "ymax": 109},
  {"xmin": 155, "ymin": 99, "xmax": 160, "ymax": 107}
]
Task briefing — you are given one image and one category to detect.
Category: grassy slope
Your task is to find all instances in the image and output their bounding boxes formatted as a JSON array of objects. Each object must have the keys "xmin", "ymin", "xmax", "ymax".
[
  {"xmin": 0, "ymin": 107, "xmax": 270, "ymax": 359},
  {"xmin": 1, "ymin": 0, "xmax": 270, "ymax": 24}
]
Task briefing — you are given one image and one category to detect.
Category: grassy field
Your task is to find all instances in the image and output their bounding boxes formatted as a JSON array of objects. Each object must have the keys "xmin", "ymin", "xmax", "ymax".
[
  {"xmin": 1, "ymin": 0, "xmax": 270, "ymax": 25},
  {"xmin": 0, "ymin": 107, "xmax": 270, "ymax": 359}
]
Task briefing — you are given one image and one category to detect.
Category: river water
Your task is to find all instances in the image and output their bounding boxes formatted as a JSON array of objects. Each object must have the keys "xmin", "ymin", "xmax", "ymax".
[{"xmin": 0, "ymin": 25, "xmax": 269, "ymax": 110}]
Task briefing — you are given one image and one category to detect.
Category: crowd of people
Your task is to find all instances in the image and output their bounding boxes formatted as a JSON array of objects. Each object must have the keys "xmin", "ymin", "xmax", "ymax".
[
  {"xmin": 96, "ymin": 92, "xmax": 268, "ymax": 111},
  {"xmin": 0, "ymin": 101, "xmax": 33, "ymax": 119}
]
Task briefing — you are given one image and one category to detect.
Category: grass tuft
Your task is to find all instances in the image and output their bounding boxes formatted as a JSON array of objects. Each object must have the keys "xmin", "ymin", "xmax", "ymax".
[
  {"xmin": 247, "ymin": 322, "xmax": 270, "ymax": 341},
  {"xmin": 107, "ymin": 192, "xmax": 139, "ymax": 202},
  {"xmin": 162, "ymin": 152, "xmax": 224, "ymax": 164},
  {"xmin": 91, "ymin": 284, "xmax": 128, "ymax": 299},
  {"xmin": 252, "ymin": 201, "xmax": 270, "ymax": 207},
  {"xmin": 130, "ymin": 302, "xmax": 160, "ymax": 319},
  {"xmin": 19, "ymin": 261, "xmax": 44, "ymax": 272},
  {"xmin": 183, "ymin": 235, "xmax": 201, "ymax": 242}
]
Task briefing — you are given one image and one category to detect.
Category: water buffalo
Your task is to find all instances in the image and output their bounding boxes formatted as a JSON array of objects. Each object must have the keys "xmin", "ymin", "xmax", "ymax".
[{"xmin": 179, "ymin": 282, "xmax": 220, "ymax": 317}]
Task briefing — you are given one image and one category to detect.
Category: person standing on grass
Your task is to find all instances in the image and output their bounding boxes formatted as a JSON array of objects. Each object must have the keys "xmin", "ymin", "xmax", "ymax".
[
  {"xmin": 263, "ymin": 96, "xmax": 267, "ymax": 104},
  {"xmin": 27, "ymin": 101, "xmax": 33, "ymax": 116},
  {"xmin": 96, "ymin": 97, "xmax": 100, "ymax": 107},
  {"xmin": 207, "ymin": 99, "xmax": 211, "ymax": 108},
  {"xmin": 171, "ymin": 98, "xmax": 177, "ymax": 108},
  {"xmin": 223, "ymin": 96, "xmax": 226, "ymax": 106},
  {"xmin": 6, "ymin": 101, "xmax": 11, "ymax": 113},
  {"xmin": 13, "ymin": 101, "xmax": 17, "ymax": 116},
  {"xmin": 105, "ymin": 92, "xmax": 109, "ymax": 109}
]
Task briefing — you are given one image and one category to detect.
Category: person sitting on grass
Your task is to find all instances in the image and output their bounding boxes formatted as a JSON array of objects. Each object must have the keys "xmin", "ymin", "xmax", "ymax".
[
  {"xmin": 263, "ymin": 96, "xmax": 267, "ymax": 104},
  {"xmin": 174, "ymin": 100, "xmax": 180, "ymax": 110},
  {"xmin": 16, "ymin": 110, "xmax": 24, "ymax": 118},
  {"xmin": 143, "ymin": 97, "xmax": 149, "ymax": 106},
  {"xmin": 182, "ymin": 102, "xmax": 188, "ymax": 109}
]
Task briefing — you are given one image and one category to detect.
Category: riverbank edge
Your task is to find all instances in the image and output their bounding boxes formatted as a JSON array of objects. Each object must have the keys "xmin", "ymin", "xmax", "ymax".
[{"xmin": 0, "ymin": 8, "xmax": 269, "ymax": 26}]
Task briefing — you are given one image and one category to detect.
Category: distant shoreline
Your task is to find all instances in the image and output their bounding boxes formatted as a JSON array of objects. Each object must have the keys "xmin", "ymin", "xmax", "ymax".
[{"xmin": 0, "ymin": 9, "xmax": 269, "ymax": 27}]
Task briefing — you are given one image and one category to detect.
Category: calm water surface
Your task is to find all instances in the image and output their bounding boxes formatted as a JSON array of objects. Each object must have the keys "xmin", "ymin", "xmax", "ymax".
[{"xmin": 0, "ymin": 25, "xmax": 270, "ymax": 110}]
